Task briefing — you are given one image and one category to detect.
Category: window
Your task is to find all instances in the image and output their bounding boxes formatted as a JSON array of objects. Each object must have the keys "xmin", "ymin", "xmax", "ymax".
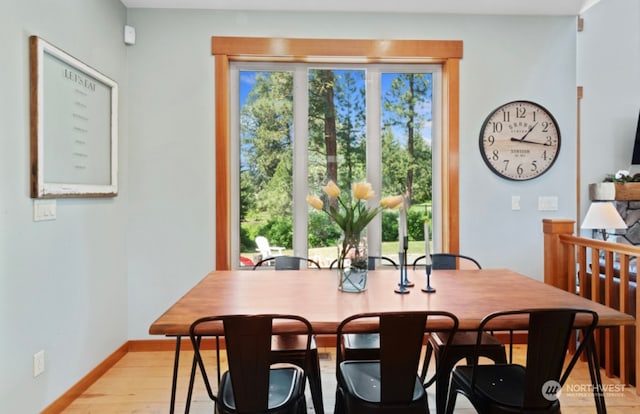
[
  {"xmin": 213, "ymin": 37, "xmax": 462, "ymax": 270},
  {"xmin": 235, "ymin": 65, "xmax": 439, "ymax": 267}
]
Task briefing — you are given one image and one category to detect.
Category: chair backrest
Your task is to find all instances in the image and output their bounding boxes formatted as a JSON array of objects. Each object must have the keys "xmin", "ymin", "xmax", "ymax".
[
  {"xmin": 336, "ymin": 311, "xmax": 459, "ymax": 402},
  {"xmin": 368, "ymin": 256, "xmax": 398, "ymax": 270},
  {"xmin": 330, "ymin": 256, "xmax": 398, "ymax": 270},
  {"xmin": 252, "ymin": 255, "xmax": 321, "ymax": 270},
  {"xmin": 412, "ymin": 253, "xmax": 481, "ymax": 270},
  {"xmin": 189, "ymin": 314, "xmax": 313, "ymax": 412},
  {"xmin": 255, "ymin": 236, "xmax": 272, "ymax": 258},
  {"xmin": 471, "ymin": 308, "xmax": 598, "ymax": 409}
]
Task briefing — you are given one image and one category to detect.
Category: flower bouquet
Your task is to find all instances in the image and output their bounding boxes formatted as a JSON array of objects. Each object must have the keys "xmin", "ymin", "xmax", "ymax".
[{"xmin": 307, "ymin": 180, "xmax": 403, "ymax": 292}]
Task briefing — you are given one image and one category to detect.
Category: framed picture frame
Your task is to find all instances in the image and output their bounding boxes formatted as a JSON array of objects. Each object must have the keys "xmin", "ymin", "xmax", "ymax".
[{"xmin": 30, "ymin": 35, "xmax": 118, "ymax": 198}]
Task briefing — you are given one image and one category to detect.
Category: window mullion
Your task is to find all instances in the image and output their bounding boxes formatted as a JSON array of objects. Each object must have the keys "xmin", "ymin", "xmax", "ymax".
[
  {"xmin": 366, "ymin": 68, "xmax": 382, "ymax": 258},
  {"xmin": 229, "ymin": 63, "xmax": 240, "ymax": 269},
  {"xmin": 292, "ymin": 66, "xmax": 309, "ymax": 260}
]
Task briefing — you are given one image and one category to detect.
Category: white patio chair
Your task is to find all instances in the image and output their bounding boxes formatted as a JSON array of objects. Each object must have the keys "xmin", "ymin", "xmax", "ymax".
[{"xmin": 255, "ymin": 236, "xmax": 284, "ymax": 259}]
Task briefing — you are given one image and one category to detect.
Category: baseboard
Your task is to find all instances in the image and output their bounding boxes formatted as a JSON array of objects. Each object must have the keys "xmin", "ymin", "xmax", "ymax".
[
  {"xmin": 128, "ymin": 337, "xmax": 193, "ymax": 351},
  {"xmin": 41, "ymin": 342, "xmax": 128, "ymax": 414}
]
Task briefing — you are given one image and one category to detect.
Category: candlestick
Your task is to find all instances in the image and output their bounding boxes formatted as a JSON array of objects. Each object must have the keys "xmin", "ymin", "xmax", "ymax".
[
  {"xmin": 422, "ymin": 220, "xmax": 435, "ymax": 293},
  {"xmin": 394, "ymin": 251, "xmax": 410, "ymax": 294},
  {"xmin": 424, "ymin": 220, "xmax": 432, "ymax": 265},
  {"xmin": 422, "ymin": 263, "xmax": 436, "ymax": 293},
  {"xmin": 398, "ymin": 208, "xmax": 406, "ymax": 250},
  {"xmin": 402, "ymin": 235, "xmax": 414, "ymax": 287}
]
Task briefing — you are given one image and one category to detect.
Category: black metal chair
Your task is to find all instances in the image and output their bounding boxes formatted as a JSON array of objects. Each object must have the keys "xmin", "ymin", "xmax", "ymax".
[
  {"xmin": 251, "ymin": 256, "xmax": 324, "ymax": 414},
  {"xmin": 418, "ymin": 253, "xmax": 507, "ymax": 414},
  {"xmin": 445, "ymin": 308, "xmax": 599, "ymax": 414},
  {"xmin": 189, "ymin": 314, "xmax": 312, "ymax": 414},
  {"xmin": 335, "ymin": 311, "xmax": 458, "ymax": 414},
  {"xmin": 335, "ymin": 255, "xmax": 397, "ymax": 360},
  {"xmin": 253, "ymin": 255, "xmax": 321, "ymax": 270},
  {"xmin": 412, "ymin": 252, "xmax": 481, "ymax": 270},
  {"xmin": 343, "ymin": 253, "xmax": 507, "ymax": 414},
  {"xmin": 329, "ymin": 255, "xmax": 398, "ymax": 270}
]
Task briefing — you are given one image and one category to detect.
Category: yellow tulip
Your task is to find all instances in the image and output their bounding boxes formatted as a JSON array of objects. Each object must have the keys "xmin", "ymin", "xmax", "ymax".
[
  {"xmin": 352, "ymin": 181, "xmax": 375, "ymax": 200},
  {"xmin": 380, "ymin": 195, "xmax": 404, "ymax": 210},
  {"xmin": 306, "ymin": 195, "xmax": 324, "ymax": 210},
  {"xmin": 322, "ymin": 180, "xmax": 341, "ymax": 198}
]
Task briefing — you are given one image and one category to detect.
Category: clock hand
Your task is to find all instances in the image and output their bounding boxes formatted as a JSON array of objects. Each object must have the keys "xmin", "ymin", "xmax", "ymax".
[
  {"xmin": 512, "ymin": 122, "xmax": 538, "ymax": 141},
  {"xmin": 509, "ymin": 137, "xmax": 550, "ymax": 146}
]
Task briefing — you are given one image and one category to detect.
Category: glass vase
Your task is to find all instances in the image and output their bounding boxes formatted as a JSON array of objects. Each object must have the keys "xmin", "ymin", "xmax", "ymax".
[{"xmin": 337, "ymin": 232, "xmax": 368, "ymax": 292}]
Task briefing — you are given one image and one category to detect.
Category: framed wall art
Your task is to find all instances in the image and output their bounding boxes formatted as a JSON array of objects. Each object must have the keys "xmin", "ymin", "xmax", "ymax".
[{"xmin": 30, "ymin": 35, "xmax": 118, "ymax": 198}]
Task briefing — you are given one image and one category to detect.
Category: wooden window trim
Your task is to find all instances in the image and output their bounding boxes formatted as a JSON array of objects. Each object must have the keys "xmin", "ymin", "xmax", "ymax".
[{"xmin": 212, "ymin": 36, "xmax": 462, "ymax": 270}]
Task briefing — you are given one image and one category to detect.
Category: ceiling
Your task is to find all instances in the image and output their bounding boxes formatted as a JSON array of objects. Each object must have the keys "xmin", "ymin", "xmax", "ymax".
[{"xmin": 121, "ymin": 0, "xmax": 601, "ymax": 16}]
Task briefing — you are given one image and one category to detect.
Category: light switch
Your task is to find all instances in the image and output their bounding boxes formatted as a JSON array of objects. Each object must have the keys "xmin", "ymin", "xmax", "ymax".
[
  {"xmin": 124, "ymin": 25, "xmax": 136, "ymax": 45},
  {"xmin": 511, "ymin": 195, "xmax": 521, "ymax": 210},
  {"xmin": 33, "ymin": 199, "xmax": 56, "ymax": 221}
]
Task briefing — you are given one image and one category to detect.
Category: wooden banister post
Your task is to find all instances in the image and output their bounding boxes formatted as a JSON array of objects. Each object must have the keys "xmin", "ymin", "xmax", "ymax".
[{"xmin": 543, "ymin": 219, "xmax": 575, "ymax": 290}]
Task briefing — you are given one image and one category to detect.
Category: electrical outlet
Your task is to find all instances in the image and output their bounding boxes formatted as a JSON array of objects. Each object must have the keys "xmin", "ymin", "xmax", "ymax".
[
  {"xmin": 33, "ymin": 350, "xmax": 45, "ymax": 377},
  {"xmin": 538, "ymin": 196, "xmax": 559, "ymax": 211}
]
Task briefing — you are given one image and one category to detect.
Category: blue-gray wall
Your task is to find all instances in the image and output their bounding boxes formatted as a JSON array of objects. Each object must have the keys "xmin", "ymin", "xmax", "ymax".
[
  {"xmin": 124, "ymin": 9, "xmax": 578, "ymax": 338},
  {"xmin": 1, "ymin": 0, "xmax": 638, "ymax": 412},
  {"xmin": 0, "ymin": 0, "xmax": 128, "ymax": 412}
]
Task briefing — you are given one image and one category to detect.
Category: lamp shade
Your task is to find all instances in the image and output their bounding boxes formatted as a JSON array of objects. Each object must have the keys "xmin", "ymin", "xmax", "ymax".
[{"xmin": 581, "ymin": 202, "xmax": 627, "ymax": 230}]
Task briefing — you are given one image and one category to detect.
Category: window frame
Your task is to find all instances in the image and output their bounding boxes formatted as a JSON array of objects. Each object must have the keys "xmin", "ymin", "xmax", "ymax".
[{"xmin": 212, "ymin": 36, "xmax": 462, "ymax": 270}]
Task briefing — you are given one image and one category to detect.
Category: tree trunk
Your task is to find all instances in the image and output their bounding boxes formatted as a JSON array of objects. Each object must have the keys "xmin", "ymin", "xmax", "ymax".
[{"xmin": 322, "ymin": 71, "xmax": 338, "ymax": 184}]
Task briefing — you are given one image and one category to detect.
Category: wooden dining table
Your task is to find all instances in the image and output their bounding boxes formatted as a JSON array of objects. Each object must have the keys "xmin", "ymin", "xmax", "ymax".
[{"xmin": 149, "ymin": 268, "xmax": 635, "ymax": 414}]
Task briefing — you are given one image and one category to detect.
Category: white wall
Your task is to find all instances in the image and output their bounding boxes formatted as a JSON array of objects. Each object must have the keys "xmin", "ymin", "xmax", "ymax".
[
  {"xmin": 578, "ymin": 0, "xmax": 640, "ymax": 222},
  {"xmin": 124, "ymin": 9, "xmax": 578, "ymax": 339},
  {"xmin": 0, "ymin": 0, "xmax": 128, "ymax": 412}
]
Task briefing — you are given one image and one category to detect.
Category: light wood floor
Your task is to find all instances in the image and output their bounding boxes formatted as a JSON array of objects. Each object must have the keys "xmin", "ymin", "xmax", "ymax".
[{"xmin": 61, "ymin": 345, "xmax": 640, "ymax": 413}]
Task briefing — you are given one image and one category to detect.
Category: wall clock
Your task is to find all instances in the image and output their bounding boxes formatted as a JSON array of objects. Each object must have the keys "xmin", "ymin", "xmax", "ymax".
[{"xmin": 479, "ymin": 100, "xmax": 561, "ymax": 181}]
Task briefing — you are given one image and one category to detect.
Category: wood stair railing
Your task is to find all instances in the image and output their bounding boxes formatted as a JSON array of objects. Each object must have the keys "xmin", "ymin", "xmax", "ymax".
[{"xmin": 543, "ymin": 219, "xmax": 640, "ymax": 393}]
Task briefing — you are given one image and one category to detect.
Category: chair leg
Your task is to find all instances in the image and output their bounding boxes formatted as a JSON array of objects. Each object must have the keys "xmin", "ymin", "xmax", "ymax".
[
  {"xmin": 170, "ymin": 336, "xmax": 181, "ymax": 414},
  {"xmin": 420, "ymin": 341, "xmax": 434, "ymax": 381},
  {"xmin": 444, "ymin": 384, "xmax": 458, "ymax": 414},
  {"xmin": 334, "ymin": 386, "xmax": 345, "ymax": 414},
  {"xmin": 185, "ymin": 350, "xmax": 198, "ymax": 414},
  {"xmin": 435, "ymin": 351, "xmax": 457, "ymax": 414},
  {"xmin": 307, "ymin": 347, "xmax": 324, "ymax": 413},
  {"xmin": 585, "ymin": 336, "xmax": 607, "ymax": 414}
]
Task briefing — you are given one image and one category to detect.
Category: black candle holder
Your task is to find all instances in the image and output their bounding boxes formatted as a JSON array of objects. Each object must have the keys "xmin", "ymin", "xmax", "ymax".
[
  {"xmin": 421, "ymin": 264, "xmax": 436, "ymax": 293},
  {"xmin": 395, "ymin": 236, "xmax": 413, "ymax": 294},
  {"xmin": 394, "ymin": 251, "xmax": 410, "ymax": 294}
]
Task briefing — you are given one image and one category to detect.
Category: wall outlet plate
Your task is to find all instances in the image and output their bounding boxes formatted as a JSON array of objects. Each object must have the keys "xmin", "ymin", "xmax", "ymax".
[
  {"xmin": 33, "ymin": 350, "xmax": 45, "ymax": 377},
  {"xmin": 538, "ymin": 196, "xmax": 559, "ymax": 211}
]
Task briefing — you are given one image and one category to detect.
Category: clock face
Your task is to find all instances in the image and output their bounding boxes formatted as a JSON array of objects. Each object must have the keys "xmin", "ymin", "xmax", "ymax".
[{"xmin": 479, "ymin": 101, "xmax": 561, "ymax": 181}]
